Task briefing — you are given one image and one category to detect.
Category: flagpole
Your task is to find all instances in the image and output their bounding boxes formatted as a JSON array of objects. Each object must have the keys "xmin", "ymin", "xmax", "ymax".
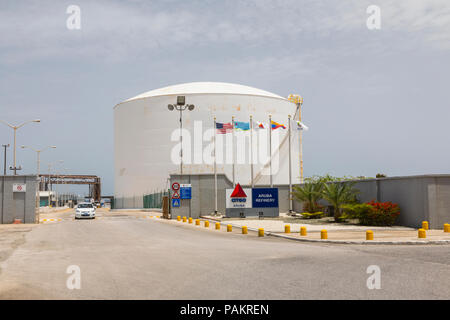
[
  {"xmin": 269, "ymin": 114, "xmax": 273, "ymax": 188},
  {"xmin": 214, "ymin": 116, "xmax": 218, "ymax": 215},
  {"xmin": 250, "ymin": 115, "xmax": 254, "ymax": 188},
  {"xmin": 288, "ymin": 114, "xmax": 292, "ymax": 213},
  {"xmin": 232, "ymin": 115, "xmax": 235, "ymax": 188},
  {"xmin": 298, "ymin": 102, "xmax": 303, "ymax": 184}
]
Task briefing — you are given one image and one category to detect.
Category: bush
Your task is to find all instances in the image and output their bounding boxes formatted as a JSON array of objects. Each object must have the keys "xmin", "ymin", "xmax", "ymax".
[
  {"xmin": 300, "ymin": 212, "xmax": 325, "ymax": 219},
  {"xmin": 359, "ymin": 201, "xmax": 400, "ymax": 226},
  {"xmin": 340, "ymin": 203, "xmax": 373, "ymax": 221}
]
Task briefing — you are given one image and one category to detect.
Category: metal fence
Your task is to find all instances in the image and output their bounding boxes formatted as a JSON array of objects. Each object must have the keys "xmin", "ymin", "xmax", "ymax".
[{"xmin": 143, "ymin": 190, "xmax": 169, "ymax": 209}]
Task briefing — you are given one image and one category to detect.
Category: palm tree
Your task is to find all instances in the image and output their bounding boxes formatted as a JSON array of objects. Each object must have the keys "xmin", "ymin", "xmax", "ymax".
[
  {"xmin": 292, "ymin": 181, "xmax": 324, "ymax": 213},
  {"xmin": 322, "ymin": 182, "xmax": 359, "ymax": 221}
]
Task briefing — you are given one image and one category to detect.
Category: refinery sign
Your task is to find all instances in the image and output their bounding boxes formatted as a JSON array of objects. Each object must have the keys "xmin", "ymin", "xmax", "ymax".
[{"xmin": 226, "ymin": 184, "xmax": 279, "ymax": 217}]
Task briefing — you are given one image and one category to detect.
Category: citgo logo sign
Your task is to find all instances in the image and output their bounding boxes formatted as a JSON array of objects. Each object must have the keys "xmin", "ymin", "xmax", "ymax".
[
  {"xmin": 226, "ymin": 184, "xmax": 252, "ymax": 209},
  {"xmin": 230, "ymin": 184, "xmax": 247, "ymax": 203}
]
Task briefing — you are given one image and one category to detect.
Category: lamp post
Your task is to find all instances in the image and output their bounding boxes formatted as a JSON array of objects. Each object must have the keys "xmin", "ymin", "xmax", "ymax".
[
  {"xmin": 0, "ymin": 119, "xmax": 40, "ymax": 175},
  {"xmin": 1, "ymin": 144, "xmax": 9, "ymax": 224},
  {"xmin": 168, "ymin": 96, "xmax": 195, "ymax": 175},
  {"xmin": 21, "ymin": 145, "xmax": 56, "ymax": 221}
]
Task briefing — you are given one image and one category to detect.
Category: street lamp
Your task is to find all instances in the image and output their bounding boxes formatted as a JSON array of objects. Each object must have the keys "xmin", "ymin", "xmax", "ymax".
[
  {"xmin": 0, "ymin": 119, "xmax": 40, "ymax": 175},
  {"xmin": 168, "ymin": 96, "xmax": 195, "ymax": 175},
  {"xmin": 1, "ymin": 144, "xmax": 9, "ymax": 224},
  {"xmin": 21, "ymin": 145, "xmax": 56, "ymax": 221}
]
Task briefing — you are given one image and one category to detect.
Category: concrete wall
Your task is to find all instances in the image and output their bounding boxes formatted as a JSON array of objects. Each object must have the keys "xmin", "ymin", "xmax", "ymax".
[
  {"xmin": 0, "ymin": 175, "xmax": 38, "ymax": 224},
  {"xmin": 351, "ymin": 175, "xmax": 450, "ymax": 228},
  {"xmin": 166, "ymin": 173, "xmax": 450, "ymax": 228}
]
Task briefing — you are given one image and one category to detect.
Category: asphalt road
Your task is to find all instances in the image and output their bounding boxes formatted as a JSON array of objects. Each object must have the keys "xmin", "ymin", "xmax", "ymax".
[{"xmin": 0, "ymin": 209, "xmax": 449, "ymax": 299}]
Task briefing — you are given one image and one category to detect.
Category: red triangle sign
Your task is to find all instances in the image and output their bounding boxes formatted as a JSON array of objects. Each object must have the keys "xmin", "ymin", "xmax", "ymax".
[{"xmin": 230, "ymin": 183, "xmax": 247, "ymax": 198}]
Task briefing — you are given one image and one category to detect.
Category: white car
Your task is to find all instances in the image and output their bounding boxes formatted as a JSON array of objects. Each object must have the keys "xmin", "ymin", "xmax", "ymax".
[{"xmin": 75, "ymin": 203, "xmax": 96, "ymax": 219}]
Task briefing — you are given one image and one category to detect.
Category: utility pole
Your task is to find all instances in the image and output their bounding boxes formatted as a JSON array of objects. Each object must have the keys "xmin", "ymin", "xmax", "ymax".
[{"xmin": 1, "ymin": 144, "xmax": 10, "ymax": 224}]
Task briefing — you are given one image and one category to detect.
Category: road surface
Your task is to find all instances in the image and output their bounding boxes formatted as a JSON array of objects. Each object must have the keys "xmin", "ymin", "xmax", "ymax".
[{"xmin": 0, "ymin": 209, "xmax": 449, "ymax": 299}]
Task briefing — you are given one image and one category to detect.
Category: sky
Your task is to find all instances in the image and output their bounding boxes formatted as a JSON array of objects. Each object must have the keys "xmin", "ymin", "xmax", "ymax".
[{"xmin": 0, "ymin": 0, "xmax": 449, "ymax": 195}]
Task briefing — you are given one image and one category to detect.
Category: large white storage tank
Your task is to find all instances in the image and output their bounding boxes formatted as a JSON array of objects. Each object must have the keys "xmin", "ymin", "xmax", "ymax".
[{"xmin": 114, "ymin": 82, "xmax": 301, "ymax": 200}]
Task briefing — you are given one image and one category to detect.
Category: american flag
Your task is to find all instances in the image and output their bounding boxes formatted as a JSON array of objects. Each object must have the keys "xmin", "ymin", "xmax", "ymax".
[{"xmin": 215, "ymin": 122, "xmax": 233, "ymax": 134}]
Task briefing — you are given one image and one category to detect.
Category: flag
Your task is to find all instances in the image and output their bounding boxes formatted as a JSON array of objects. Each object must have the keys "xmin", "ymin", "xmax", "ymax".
[
  {"xmin": 215, "ymin": 122, "xmax": 233, "ymax": 134},
  {"xmin": 271, "ymin": 120, "xmax": 286, "ymax": 130},
  {"xmin": 253, "ymin": 120, "xmax": 266, "ymax": 129},
  {"xmin": 234, "ymin": 121, "xmax": 250, "ymax": 131},
  {"xmin": 293, "ymin": 120, "xmax": 309, "ymax": 131}
]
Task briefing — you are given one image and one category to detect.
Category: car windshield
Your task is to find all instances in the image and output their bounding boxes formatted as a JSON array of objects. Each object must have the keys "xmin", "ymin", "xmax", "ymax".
[{"xmin": 78, "ymin": 204, "xmax": 93, "ymax": 209}]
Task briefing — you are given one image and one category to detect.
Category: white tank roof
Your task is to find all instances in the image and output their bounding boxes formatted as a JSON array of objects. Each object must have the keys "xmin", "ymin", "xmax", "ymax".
[{"xmin": 123, "ymin": 82, "xmax": 287, "ymax": 103}]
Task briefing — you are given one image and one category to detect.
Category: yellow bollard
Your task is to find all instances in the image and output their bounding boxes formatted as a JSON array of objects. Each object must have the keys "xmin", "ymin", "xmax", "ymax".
[
  {"xmin": 227, "ymin": 224, "xmax": 232, "ymax": 232},
  {"xmin": 195, "ymin": 219, "xmax": 200, "ymax": 226},
  {"xmin": 366, "ymin": 230, "xmax": 374, "ymax": 240},
  {"xmin": 204, "ymin": 221, "xmax": 210, "ymax": 228},
  {"xmin": 182, "ymin": 216, "xmax": 187, "ymax": 222},
  {"xmin": 285, "ymin": 225, "xmax": 290, "ymax": 233},
  {"xmin": 215, "ymin": 222, "xmax": 220, "ymax": 230},
  {"xmin": 188, "ymin": 217, "xmax": 193, "ymax": 224},
  {"xmin": 300, "ymin": 226, "xmax": 307, "ymax": 236},
  {"xmin": 444, "ymin": 223, "xmax": 450, "ymax": 233},
  {"xmin": 242, "ymin": 226, "xmax": 248, "ymax": 234},
  {"xmin": 422, "ymin": 221, "xmax": 429, "ymax": 230},
  {"xmin": 258, "ymin": 228, "xmax": 264, "ymax": 237},
  {"xmin": 418, "ymin": 228, "xmax": 426, "ymax": 239},
  {"xmin": 321, "ymin": 229, "xmax": 328, "ymax": 240},
  {"xmin": 177, "ymin": 216, "xmax": 181, "ymax": 221}
]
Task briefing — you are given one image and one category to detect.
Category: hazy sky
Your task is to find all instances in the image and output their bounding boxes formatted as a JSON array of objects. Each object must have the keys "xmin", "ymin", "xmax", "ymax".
[{"xmin": 1, "ymin": 0, "xmax": 449, "ymax": 195}]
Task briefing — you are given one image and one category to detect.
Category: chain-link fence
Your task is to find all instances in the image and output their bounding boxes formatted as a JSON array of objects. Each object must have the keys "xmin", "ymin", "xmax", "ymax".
[{"xmin": 143, "ymin": 190, "xmax": 169, "ymax": 209}]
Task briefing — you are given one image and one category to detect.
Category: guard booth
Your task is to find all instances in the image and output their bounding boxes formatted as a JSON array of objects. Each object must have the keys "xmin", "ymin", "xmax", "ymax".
[{"xmin": 0, "ymin": 175, "xmax": 38, "ymax": 224}]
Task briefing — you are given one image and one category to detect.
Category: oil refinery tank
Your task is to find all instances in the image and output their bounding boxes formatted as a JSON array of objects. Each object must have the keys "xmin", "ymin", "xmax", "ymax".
[{"xmin": 114, "ymin": 82, "xmax": 301, "ymax": 202}]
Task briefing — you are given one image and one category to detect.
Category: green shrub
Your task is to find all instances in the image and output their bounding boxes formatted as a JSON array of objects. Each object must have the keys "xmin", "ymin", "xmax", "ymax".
[{"xmin": 300, "ymin": 212, "xmax": 324, "ymax": 219}]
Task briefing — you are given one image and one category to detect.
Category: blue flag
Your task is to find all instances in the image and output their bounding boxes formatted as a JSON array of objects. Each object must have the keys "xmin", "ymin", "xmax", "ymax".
[{"xmin": 234, "ymin": 121, "xmax": 250, "ymax": 131}]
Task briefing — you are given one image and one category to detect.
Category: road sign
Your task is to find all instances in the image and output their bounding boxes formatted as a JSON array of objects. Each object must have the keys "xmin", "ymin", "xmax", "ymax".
[
  {"xmin": 172, "ymin": 198, "xmax": 181, "ymax": 207},
  {"xmin": 13, "ymin": 184, "xmax": 26, "ymax": 192},
  {"xmin": 180, "ymin": 184, "xmax": 192, "ymax": 199},
  {"xmin": 172, "ymin": 182, "xmax": 180, "ymax": 191},
  {"xmin": 172, "ymin": 191, "xmax": 180, "ymax": 199}
]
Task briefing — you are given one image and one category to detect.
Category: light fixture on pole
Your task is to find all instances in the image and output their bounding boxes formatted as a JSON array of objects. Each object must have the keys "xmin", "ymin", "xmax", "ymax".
[
  {"xmin": 1, "ymin": 144, "xmax": 10, "ymax": 224},
  {"xmin": 168, "ymin": 96, "xmax": 195, "ymax": 175},
  {"xmin": 0, "ymin": 119, "xmax": 40, "ymax": 175}
]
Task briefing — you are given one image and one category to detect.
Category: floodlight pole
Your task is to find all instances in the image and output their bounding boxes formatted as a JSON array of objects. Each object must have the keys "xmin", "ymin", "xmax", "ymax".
[{"xmin": 168, "ymin": 97, "xmax": 195, "ymax": 176}]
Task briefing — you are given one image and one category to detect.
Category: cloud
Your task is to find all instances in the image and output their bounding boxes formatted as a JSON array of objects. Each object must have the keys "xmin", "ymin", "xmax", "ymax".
[{"xmin": 0, "ymin": 0, "xmax": 449, "ymax": 64}]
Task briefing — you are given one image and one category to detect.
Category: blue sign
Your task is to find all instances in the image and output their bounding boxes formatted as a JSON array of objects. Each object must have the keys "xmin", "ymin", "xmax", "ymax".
[
  {"xmin": 252, "ymin": 188, "xmax": 279, "ymax": 208},
  {"xmin": 180, "ymin": 184, "xmax": 192, "ymax": 199},
  {"xmin": 172, "ymin": 198, "xmax": 181, "ymax": 207}
]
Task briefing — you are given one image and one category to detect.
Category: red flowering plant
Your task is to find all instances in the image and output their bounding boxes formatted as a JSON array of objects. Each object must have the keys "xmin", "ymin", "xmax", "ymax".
[{"xmin": 359, "ymin": 200, "xmax": 400, "ymax": 226}]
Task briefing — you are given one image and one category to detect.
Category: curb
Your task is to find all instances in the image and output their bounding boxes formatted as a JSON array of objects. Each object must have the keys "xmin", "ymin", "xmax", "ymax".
[{"xmin": 200, "ymin": 217, "xmax": 450, "ymax": 245}]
